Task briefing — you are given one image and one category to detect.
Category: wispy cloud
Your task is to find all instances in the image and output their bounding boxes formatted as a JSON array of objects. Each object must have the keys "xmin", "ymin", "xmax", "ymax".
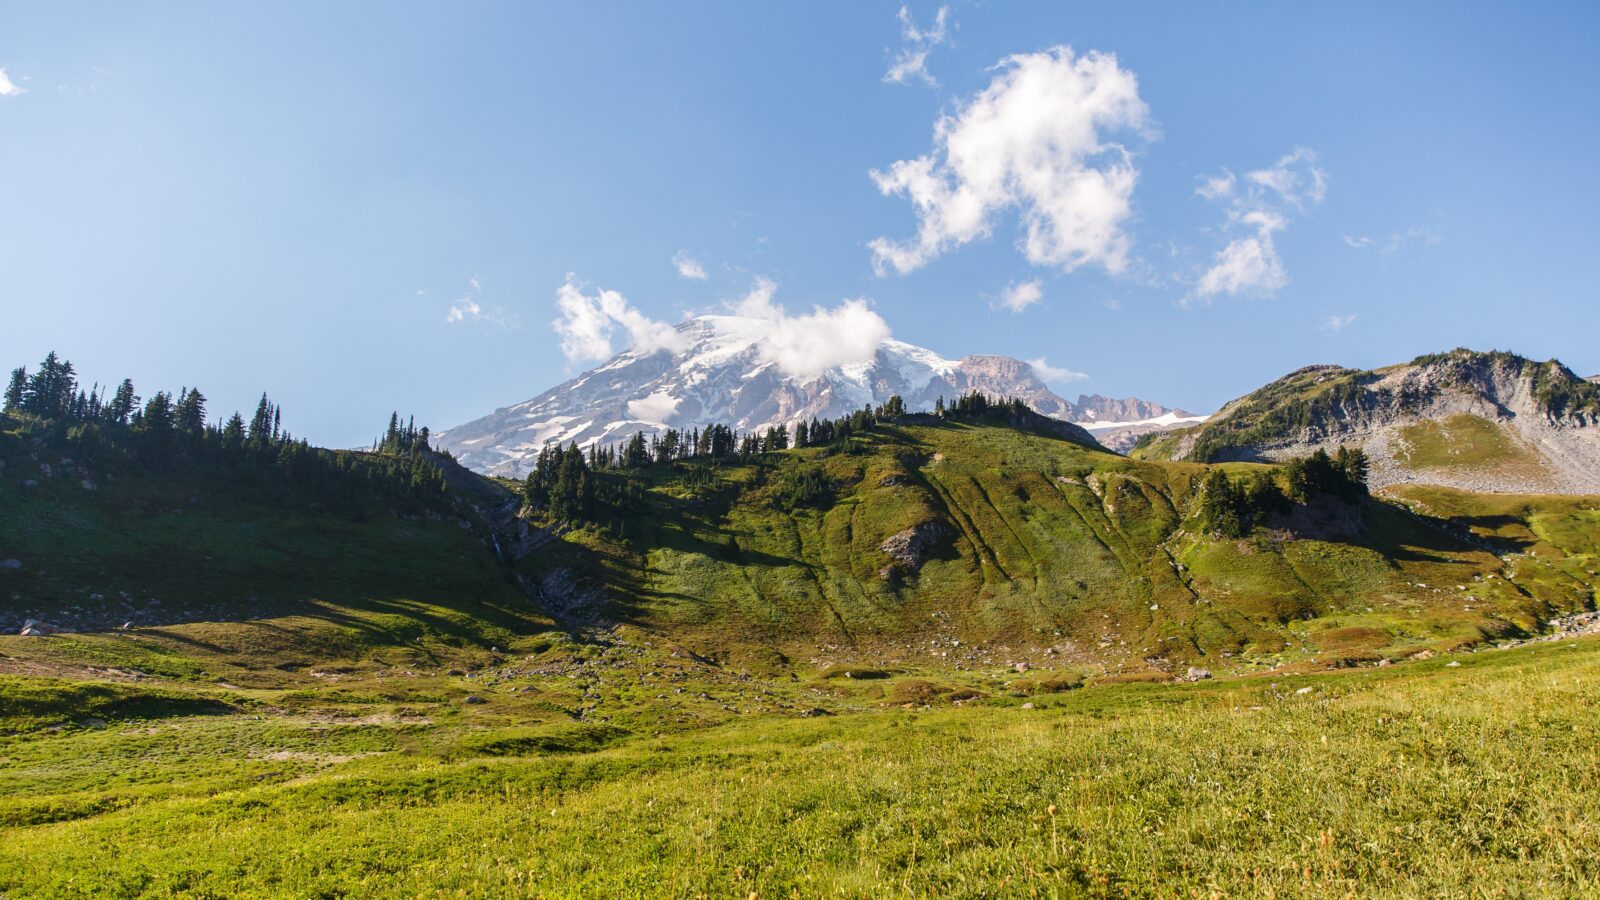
[
  {"xmin": 995, "ymin": 279, "xmax": 1044, "ymax": 313},
  {"xmin": 1194, "ymin": 171, "xmax": 1235, "ymax": 201},
  {"xmin": 446, "ymin": 277, "xmax": 518, "ymax": 328},
  {"xmin": 1344, "ymin": 215, "xmax": 1446, "ymax": 255},
  {"xmin": 1027, "ymin": 357, "xmax": 1088, "ymax": 384},
  {"xmin": 884, "ymin": 5, "xmax": 951, "ymax": 87},
  {"xmin": 870, "ymin": 46, "xmax": 1153, "ymax": 276},
  {"xmin": 1321, "ymin": 313, "xmax": 1357, "ymax": 333},
  {"xmin": 1187, "ymin": 147, "xmax": 1326, "ymax": 306},
  {"xmin": 0, "ymin": 68, "xmax": 26, "ymax": 98},
  {"xmin": 672, "ymin": 250, "xmax": 708, "ymax": 280}
]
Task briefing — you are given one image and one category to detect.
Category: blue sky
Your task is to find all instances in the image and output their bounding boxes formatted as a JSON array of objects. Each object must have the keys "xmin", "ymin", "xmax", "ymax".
[{"xmin": 3, "ymin": 2, "xmax": 1597, "ymax": 446}]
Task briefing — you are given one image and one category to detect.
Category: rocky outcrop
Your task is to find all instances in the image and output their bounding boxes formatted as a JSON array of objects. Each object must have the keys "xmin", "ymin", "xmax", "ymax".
[
  {"xmin": 879, "ymin": 521, "xmax": 952, "ymax": 579},
  {"xmin": 1154, "ymin": 350, "xmax": 1600, "ymax": 494}
]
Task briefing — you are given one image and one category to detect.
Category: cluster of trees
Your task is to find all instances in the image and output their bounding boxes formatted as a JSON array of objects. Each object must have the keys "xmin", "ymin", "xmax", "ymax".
[
  {"xmin": 518, "ymin": 391, "xmax": 1059, "ymax": 530},
  {"xmin": 1198, "ymin": 447, "xmax": 1370, "ymax": 538},
  {"xmin": 933, "ymin": 391, "xmax": 1029, "ymax": 419},
  {"xmin": 521, "ymin": 443, "xmax": 647, "ymax": 537},
  {"xmin": 3, "ymin": 351, "xmax": 450, "ymax": 515}
]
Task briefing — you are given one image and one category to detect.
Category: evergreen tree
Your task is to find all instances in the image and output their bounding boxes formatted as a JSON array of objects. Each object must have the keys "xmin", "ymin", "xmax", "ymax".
[
  {"xmin": 138, "ymin": 391, "xmax": 175, "ymax": 441},
  {"xmin": 221, "ymin": 412, "xmax": 246, "ymax": 450},
  {"xmin": 107, "ymin": 379, "xmax": 138, "ymax": 425},
  {"xmin": 4, "ymin": 367, "xmax": 25, "ymax": 412},
  {"xmin": 249, "ymin": 394, "xmax": 275, "ymax": 443},
  {"xmin": 175, "ymin": 388, "xmax": 207, "ymax": 434}
]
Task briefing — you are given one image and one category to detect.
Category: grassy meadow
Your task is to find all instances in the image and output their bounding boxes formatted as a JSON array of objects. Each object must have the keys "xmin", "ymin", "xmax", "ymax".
[
  {"xmin": 1, "ymin": 634, "xmax": 1598, "ymax": 897},
  {"xmin": 5, "ymin": 412, "xmax": 1600, "ymax": 896}
]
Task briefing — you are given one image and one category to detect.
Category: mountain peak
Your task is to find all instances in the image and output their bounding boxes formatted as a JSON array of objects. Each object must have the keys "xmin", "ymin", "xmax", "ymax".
[{"xmin": 436, "ymin": 326, "xmax": 1112, "ymax": 475}]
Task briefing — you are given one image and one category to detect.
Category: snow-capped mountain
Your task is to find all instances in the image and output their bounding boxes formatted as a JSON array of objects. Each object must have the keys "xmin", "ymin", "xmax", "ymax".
[
  {"xmin": 1070, "ymin": 396, "xmax": 1209, "ymax": 452},
  {"xmin": 436, "ymin": 315, "xmax": 1193, "ymax": 475}
]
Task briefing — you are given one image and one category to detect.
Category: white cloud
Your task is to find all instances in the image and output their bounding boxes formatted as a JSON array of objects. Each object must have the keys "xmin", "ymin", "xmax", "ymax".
[
  {"xmin": 997, "ymin": 279, "xmax": 1044, "ymax": 313},
  {"xmin": 884, "ymin": 6, "xmax": 951, "ymax": 87},
  {"xmin": 1195, "ymin": 171, "xmax": 1235, "ymax": 201},
  {"xmin": 1189, "ymin": 147, "xmax": 1324, "ymax": 304},
  {"xmin": 1027, "ymin": 357, "xmax": 1088, "ymax": 384},
  {"xmin": 445, "ymin": 276, "xmax": 518, "ymax": 327},
  {"xmin": 0, "ymin": 69, "xmax": 25, "ymax": 98},
  {"xmin": 1321, "ymin": 313, "xmax": 1357, "ymax": 333},
  {"xmin": 553, "ymin": 275, "xmax": 692, "ymax": 364},
  {"xmin": 672, "ymin": 251, "xmax": 708, "ymax": 280},
  {"xmin": 870, "ymin": 46, "xmax": 1152, "ymax": 276},
  {"xmin": 1347, "ymin": 218, "xmax": 1446, "ymax": 255},
  {"xmin": 626, "ymin": 391, "xmax": 681, "ymax": 424},
  {"xmin": 732, "ymin": 278, "xmax": 893, "ymax": 380}
]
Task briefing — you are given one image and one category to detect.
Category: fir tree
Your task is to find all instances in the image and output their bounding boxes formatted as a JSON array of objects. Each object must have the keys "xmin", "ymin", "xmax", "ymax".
[
  {"xmin": 4, "ymin": 367, "xmax": 25, "ymax": 412},
  {"xmin": 107, "ymin": 379, "xmax": 138, "ymax": 425}
]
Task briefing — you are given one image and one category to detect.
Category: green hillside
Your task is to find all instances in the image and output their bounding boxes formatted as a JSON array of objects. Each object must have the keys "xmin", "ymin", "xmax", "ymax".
[
  {"xmin": 513, "ymin": 415, "xmax": 1599, "ymax": 674},
  {"xmin": 0, "ymin": 410, "xmax": 555, "ymax": 685},
  {"xmin": 5, "ymin": 387, "xmax": 1600, "ymax": 898}
]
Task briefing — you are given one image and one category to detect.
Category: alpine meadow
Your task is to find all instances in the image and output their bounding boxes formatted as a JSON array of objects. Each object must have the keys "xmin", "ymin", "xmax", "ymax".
[{"xmin": 3, "ymin": 4, "xmax": 1599, "ymax": 898}]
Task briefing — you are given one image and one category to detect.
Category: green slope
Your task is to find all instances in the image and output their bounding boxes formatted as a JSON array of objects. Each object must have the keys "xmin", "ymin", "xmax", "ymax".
[
  {"xmin": 515, "ymin": 417, "xmax": 1600, "ymax": 672},
  {"xmin": 0, "ymin": 414, "xmax": 556, "ymax": 685}
]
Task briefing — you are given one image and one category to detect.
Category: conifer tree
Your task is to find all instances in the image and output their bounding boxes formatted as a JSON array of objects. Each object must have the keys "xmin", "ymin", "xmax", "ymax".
[
  {"xmin": 4, "ymin": 367, "xmax": 25, "ymax": 412},
  {"xmin": 175, "ymin": 388, "xmax": 207, "ymax": 434},
  {"xmin": 108, "ymin": 379, "xmax": 137, "ymax": 425}
]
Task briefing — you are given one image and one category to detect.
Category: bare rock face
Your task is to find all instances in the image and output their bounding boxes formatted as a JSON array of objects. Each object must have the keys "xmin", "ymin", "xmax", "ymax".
[
  {"xmin": 1069, "ymin": 394, "xmax": 1210, "ymax": 452},
  {"xmin": 1159, "ymin": 350, "xmax": 1600, "ymax": 494},
  {"xmin": 879, "ymin": 521, "xmax": 952, "ymax": 579}
]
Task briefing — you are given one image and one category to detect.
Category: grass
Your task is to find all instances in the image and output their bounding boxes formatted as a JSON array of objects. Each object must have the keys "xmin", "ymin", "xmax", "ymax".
[
  {"xmin": 4, "ymin": 415, "xmax": 1600, "ymax": 895},
  {"xmin": 1, "ymin": 636, "xmax": 1597, "ymax": 897},
  {"xmin": 1394, "ymin": 413, "xmax": 1547, "ymax": 476},
  {"xmin": 515, "ymin": 420, "xmax": 1598, "ymax": 672}
]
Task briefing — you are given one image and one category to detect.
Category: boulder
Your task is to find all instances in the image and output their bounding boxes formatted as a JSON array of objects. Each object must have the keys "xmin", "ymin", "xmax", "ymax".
[
  {"xmin": 20, "ymin": 619, "xmax": 58, "ymax": 636},
  {"xmin": 1185, "ymin": 666, "xmax": 1212, "ymax": 681}
]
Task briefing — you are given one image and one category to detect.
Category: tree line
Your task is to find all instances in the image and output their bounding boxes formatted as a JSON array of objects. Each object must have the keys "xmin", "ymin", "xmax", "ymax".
[
  {"xmin": 518, "ymin": 390, "xmax": 1041, "ymax": 533},
  {"xmin": 3, "ymin": 351, "xmax": 449, "ymax": 515}
]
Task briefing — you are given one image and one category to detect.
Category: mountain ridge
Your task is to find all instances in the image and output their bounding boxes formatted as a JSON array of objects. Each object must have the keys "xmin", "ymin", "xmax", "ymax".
[
  {"xmin": 436, "ymin": 315, "xmax": 1197, "ymax": 476},
  {"xmin": 1135, "ymin": 349, "xmax": 1600, "ymax": 494}
]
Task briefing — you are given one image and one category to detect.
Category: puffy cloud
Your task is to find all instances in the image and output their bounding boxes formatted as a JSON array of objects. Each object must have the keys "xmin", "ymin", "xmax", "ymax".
[
  {"xmin": 997, "ymin": 279, "xmax": 1044, "ymax": 313},
  {"xmin": 732, "ymin": 279, "xmax": 893, "ymax": 380},
  {"xmin": 672, "ymin": 250, "xmax": 708, "ymax": 280},
  {"xmin": 1321, "ymin": 313, "xmax": 1357, "ymax": 333},
  {"xmin": 884, "ymin": 5, "xmax": 950, "ymax": 87},
  {"xmin": 553, "ymin": 275, "xmax": 692, "ymax": 363},
  {"xmin": 1189, "ymin": 147, "xmax": 1324, "ymax": 304},
  {"xmin": 626, "ymin": 391, "xmax": 681, "ymax": 423},
  {"xmin": 1027, "ymin": 357, "xmax": 1088, "ymax": 384},
  {"xmin": 870, "ymin": 46, "xmax": 1152, "ymax": 276},
  {"xmin": 0, "ymin": 68, "xmax": 24, "ymax": 98}
]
